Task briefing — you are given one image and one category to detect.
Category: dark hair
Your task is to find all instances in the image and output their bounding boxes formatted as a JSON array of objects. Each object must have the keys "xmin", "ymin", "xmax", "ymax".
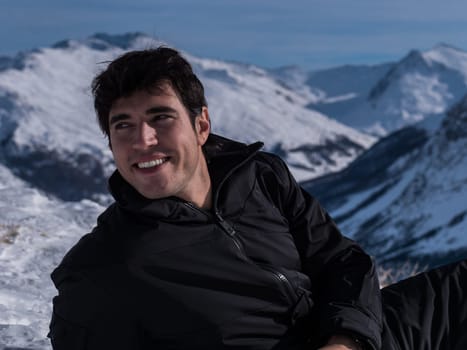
[{"xmin": 92, "ymin": 47, "xmax": 207, "ymax": 136}]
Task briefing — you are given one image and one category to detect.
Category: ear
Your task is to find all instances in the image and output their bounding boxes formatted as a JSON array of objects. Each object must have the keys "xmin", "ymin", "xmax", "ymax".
[{"xmin": 196, "ymin": 106, "xmax": 211, "ymax": 146}]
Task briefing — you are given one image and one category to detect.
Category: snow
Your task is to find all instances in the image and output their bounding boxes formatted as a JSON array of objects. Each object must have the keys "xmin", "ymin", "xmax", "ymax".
[
  {"xmin": 0, "ymin": 46, "xmax": 113, "ymax": 154},
  {"xmin": 401, "ymin": 73, "xmax": 451, "ymax": 116},
  {"xmin": 0, "ymin": 162, "xmax": 104, "ymax": 349},
  {"xmin": 205, "ymin": 78, "xmax": 371, "ymax": 149},
  {"xmin": 423, "ymin": 44, "xmax": 467, "ymax": 83},
  {"xmin": 338, "ymin": 164, "xmax": 420, "ymax": 238},
  {"xmin": 332, "ymin": 184, "xmax": 388, "ymax": 218},
  {"xmin": 322, "ymin": 93, "xmax": 358, "ymax": 104}
]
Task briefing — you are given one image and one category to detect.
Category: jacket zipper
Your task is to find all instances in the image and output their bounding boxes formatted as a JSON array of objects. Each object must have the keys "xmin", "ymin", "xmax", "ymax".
[
  {"xmin": 209, "ymin": 143, "xmax": 263, "ymax": 255},
  {"xmin": 214, "ymin": 208, "xmax": 295, "ymax": 302},
  {"xmin": 258, "ymin": 263, "xmax": 296, "ymax": 301},
  {"xmin": 188, "ymin": 142, "xmax": 292, "ymax": 290},
  {"xmin": 183, "ymin": 202, "xmax": 245, "ymax": 254},
  {"xmin": 184, "ymin": 203, "xmax": 295, "ymax": 301},
  {"xmin": 214, "ymin": 210, "xmax": 245, "ymax": 254}
]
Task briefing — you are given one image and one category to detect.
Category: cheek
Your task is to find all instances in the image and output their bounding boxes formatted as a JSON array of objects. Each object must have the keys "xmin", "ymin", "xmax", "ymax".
[
  {"xmin": 111, "ymin": 145, "xmax": 127, "ymax": 166},
  {"xmin": 110, "ymin": 136, "xmax": 125, "ymax": 152}
]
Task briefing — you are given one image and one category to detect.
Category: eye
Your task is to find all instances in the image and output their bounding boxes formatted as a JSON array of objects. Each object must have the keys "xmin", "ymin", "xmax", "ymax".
[
  {"xmin": 151, "ymin": 114, "xmax": 172, "ymax": 123},
  {"xmin": 114, "ymin": 122, "xmax": 132, "ymax": 130}
]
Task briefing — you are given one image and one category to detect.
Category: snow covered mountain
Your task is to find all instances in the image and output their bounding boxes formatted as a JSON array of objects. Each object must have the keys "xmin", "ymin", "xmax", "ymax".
[
  {"xmin": 303, "ymin": 95, "xmax": 467, "ymax": 269},
  {"xmin": 281, "ymin": 44, "xmax": 467, "ymax": 136},
  {"xmin": 0, "ymin": 32, "xmax": 374, "ymax": 205}
]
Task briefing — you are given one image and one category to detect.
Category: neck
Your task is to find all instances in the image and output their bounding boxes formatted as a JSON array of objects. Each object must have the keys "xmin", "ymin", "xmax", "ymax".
[
  {"xmin": 198, "ymin": 186, "xmax": 212, "ymax": 210},
  {"xmin": 187, "ymin": 156, "xmax": 212, "ymax": 210}
]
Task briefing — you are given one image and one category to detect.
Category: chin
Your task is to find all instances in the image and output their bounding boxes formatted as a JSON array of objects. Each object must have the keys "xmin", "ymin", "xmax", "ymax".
[
  {"xmin": 138, "ymin": 191, "xmax": 164, "ymax": 200},
  {"xmin": 137, "ymin": 187, "xmax": 171, "ymax": 200}
]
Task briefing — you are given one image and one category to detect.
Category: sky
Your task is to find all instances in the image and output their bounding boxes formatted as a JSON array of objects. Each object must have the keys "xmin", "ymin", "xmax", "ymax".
[{"xmin": 2, "ymin": 0, "xmax": 467, "ymax": 71}]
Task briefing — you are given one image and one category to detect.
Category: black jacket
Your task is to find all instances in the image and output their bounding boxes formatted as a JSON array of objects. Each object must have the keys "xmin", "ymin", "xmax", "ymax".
[{"xmin": 49, "ymin": 134, "xmax": 382, "ymax": 349}]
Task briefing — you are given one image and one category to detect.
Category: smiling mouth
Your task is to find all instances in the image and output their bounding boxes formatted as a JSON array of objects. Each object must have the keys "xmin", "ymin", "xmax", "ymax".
[{"xmin": 136, "ymin": 157, "xmax": 169, "ymax": 169}]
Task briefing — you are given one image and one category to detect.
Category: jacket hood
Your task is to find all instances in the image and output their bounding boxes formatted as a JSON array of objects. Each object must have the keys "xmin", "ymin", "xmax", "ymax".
[{"xmin": 203, "ymin": 133, "xmax": 263, "ymax": 160}]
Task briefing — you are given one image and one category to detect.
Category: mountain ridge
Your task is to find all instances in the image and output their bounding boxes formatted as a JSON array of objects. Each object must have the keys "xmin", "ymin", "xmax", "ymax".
[
  {"xmin": 0, "ymin": 32, "xmax": 375, "ymax": 203},
  {"xmin": 280, "ymin": 44, "xmax": 467, "ymax": 136},
  {"xmin": 304, "ymin": 95, "xmax": 467, "ymax": 269}
]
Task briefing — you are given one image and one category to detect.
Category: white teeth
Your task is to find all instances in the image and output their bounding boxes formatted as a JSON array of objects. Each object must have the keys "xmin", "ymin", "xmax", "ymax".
[{"xmin": 137, "ymin": 158, "xmax": 166, "ymax": 169}]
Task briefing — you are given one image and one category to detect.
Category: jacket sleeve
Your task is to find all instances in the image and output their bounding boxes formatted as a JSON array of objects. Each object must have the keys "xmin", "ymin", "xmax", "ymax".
[
  {"xmin": 48, "ymin": 240, "xmax": 141, "ymax": 350},
  {"xmin": 263, "ymin": 154, "xmax": 383, "ymax": 350}
]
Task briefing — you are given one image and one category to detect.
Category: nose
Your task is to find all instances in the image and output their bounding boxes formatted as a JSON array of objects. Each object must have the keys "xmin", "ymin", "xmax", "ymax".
[{"xmin": 133, "ymin": 122, "xmax": 157, "ymax": 149}]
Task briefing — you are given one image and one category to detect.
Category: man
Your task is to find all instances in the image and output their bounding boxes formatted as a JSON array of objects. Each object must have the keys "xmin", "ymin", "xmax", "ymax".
[{"xmin": 48, "ymin": 47, "xmax": 466, "ymax": 349}]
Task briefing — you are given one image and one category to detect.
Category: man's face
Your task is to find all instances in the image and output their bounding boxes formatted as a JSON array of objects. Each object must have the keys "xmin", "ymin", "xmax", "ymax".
[{"xmin": 108, "ymin": 83, "xmax": 211, "ymax": 204}]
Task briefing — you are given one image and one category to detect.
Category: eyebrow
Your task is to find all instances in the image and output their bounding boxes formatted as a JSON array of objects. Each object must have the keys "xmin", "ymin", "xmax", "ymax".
[
  {"xmin": 146, "ymin": 106, "xmax": 178, "ymax": 115},
  {"xmin": 109, "ymin": 106, "xmax": 178, "ymax": 126},
  {"xmin": 109, "ymin": 114, "xmax": 130, "ymax": 126}
]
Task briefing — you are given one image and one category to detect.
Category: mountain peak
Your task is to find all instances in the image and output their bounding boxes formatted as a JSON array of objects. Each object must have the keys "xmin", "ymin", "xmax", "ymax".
[
  {"xmin": 431, "ymin": 42, "xmax": 464, "ymax": 52},
  {"xmin": 51, "ymin": 32, "xmax": 158, "ymax": 52},
  {"xmin": 88, "ymin": 32, "xmax": 149, "ymax": 49},
  {"xmin": 401, "ymin": 49, "xmax": 428, "ymax": 67},
  {"xmin": 421, "ymin": 43, "xmax": 467, "ymax": 74},
  {"xmin": 368, "ymin": 48, "xmax": 438, "ymax": 101}
]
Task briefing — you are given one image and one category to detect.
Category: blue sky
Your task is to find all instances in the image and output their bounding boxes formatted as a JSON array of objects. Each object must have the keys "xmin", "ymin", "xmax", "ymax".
[{"xmin": 2, "ymin": 0, "xmax": 467, "ymax": 70}]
